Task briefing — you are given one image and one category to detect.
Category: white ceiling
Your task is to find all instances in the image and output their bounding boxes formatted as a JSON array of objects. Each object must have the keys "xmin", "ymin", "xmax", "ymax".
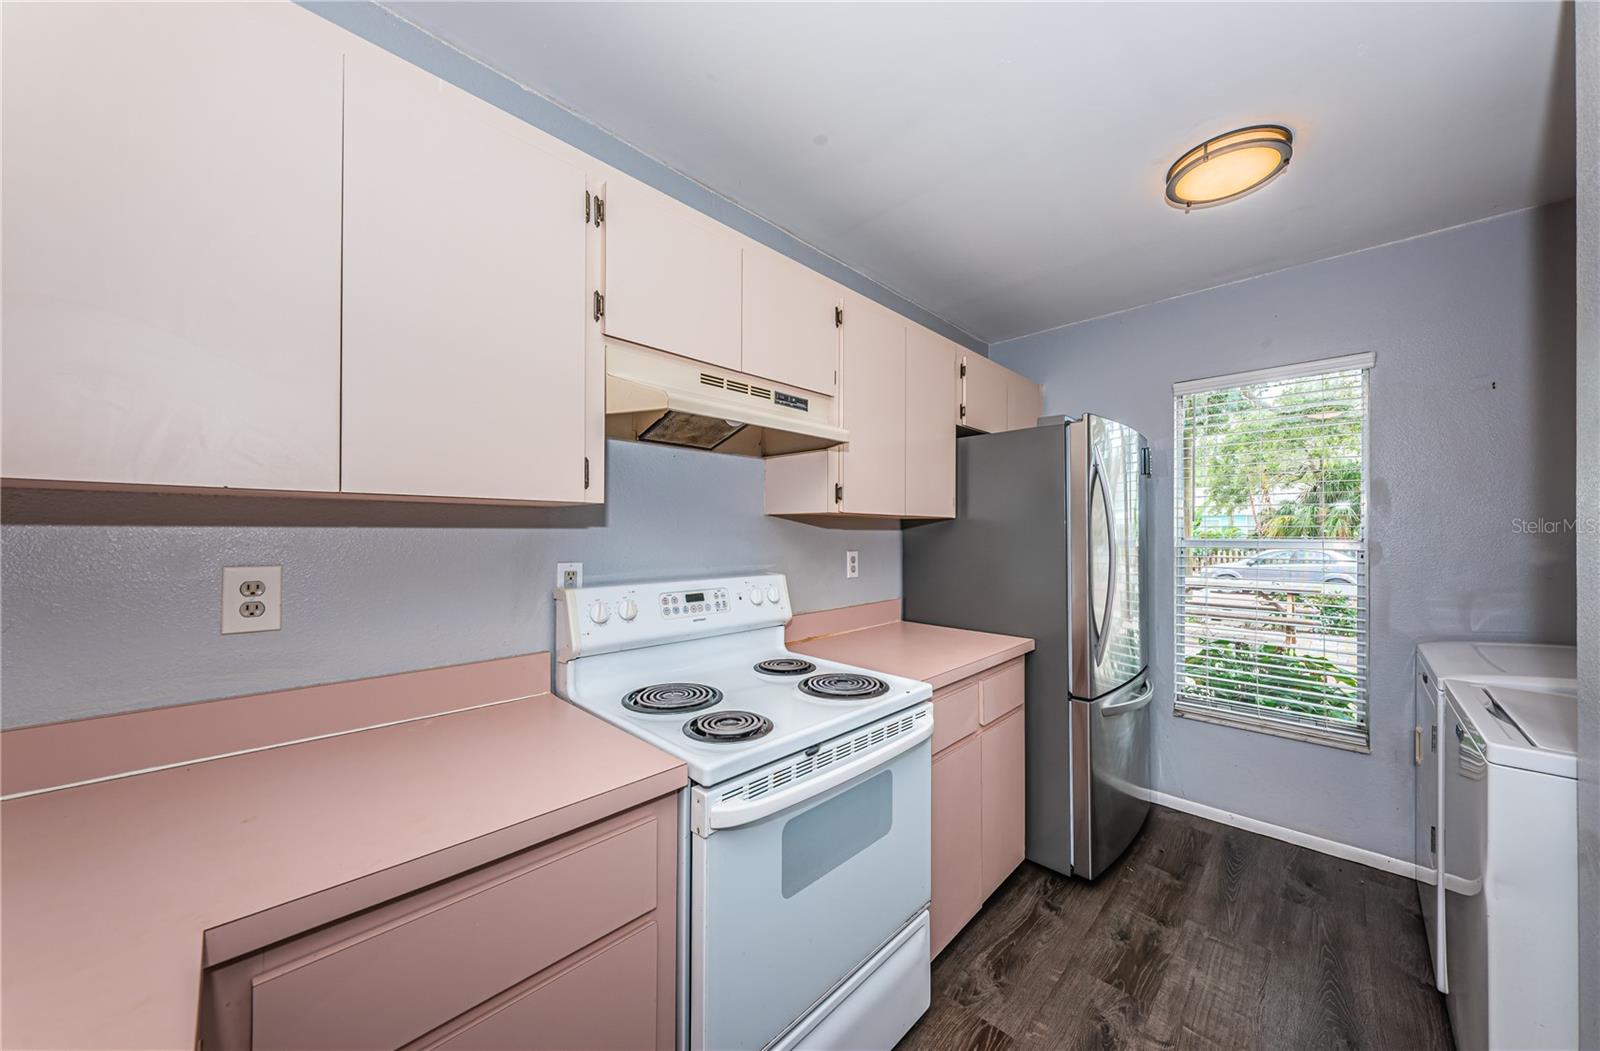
[{"xmin": 385, "ymin": 1, "xmax": 1575, "ymax": 344}]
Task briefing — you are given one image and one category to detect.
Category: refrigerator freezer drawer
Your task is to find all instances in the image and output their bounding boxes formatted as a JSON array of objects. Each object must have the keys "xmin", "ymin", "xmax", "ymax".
[{"xmin": 1069, "ymin": 677, "xmax": 1153, "ymax": 879}]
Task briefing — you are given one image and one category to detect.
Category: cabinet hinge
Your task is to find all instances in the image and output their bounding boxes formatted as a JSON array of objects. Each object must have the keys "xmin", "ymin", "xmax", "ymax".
[
  {"xmin": 585, "ymin": 190, "xmax": 591, "ymax": 224},
  {"xmin": 593, "ymin": 291, "xmax": 605, "ymax": 321},
  {"xmin": 584, "ymin": 457, "xmax": 590, "ymax": 489},
  {"xmin": 593, "ymin": 196, "xmax": 605, "ymax": 226},
  {"xmin": 959, "ymin": 362, "xmax": 967, "ymax": 378},
  {"xmin": 834, "ymin": 483, "xmax": 844, "ymax": 503},
  {"xmin": 959, "ymin": 403, "xmax": 967, "ymax": 421},
  {"xmin": 834, "ymin": 306, "xmax": 844, "ymax": 328},
  {"xmin": 1429, "ymin": 825, "xmax": 1437, "ymax": 854}
]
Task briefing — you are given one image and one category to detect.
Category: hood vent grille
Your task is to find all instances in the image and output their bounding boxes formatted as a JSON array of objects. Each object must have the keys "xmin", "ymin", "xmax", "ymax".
[{"xmin": 700, "ymin": 373, "xmax": 775, "ymax": 404}]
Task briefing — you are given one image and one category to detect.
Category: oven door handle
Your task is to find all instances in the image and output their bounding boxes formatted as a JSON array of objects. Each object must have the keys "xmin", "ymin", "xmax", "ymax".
[{"xmin": 696, "ymin": 718, "xmax": 932, "ymax": 834}]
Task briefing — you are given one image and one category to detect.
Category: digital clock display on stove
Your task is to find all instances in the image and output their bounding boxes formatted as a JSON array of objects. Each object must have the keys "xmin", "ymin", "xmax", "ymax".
[{"xmin": 684, "ymin": 591, "xmax": 705, "ymax": 603}]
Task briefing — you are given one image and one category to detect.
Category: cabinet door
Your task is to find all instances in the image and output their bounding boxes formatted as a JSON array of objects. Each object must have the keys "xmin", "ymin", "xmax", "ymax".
[
  {"xmin": 905, "ymin": 327, "xmax": 956, "ymax": 518},
  {"xmin": 1, "ymin": 2, "xmax": 342, "ymax": 490},
  {"xmin": 837, "ymin": 293, "xmax": 907, "ymax": 516},
  {"xmin": 1006, "ymin": 370, "xmax": 1044, "ymax": 431},
  {"xmin": 980, "ymin": 709, "xmax": 1027, "ymax": 898},
  {"xmin": 602, "ymin": 179, "xmax": 741, "ymax": 371},
  {"xmin": 931, "ymin": 735, "xmax": 984, "ymax": 957},
  {"xmin": 341, "ymin": 46, "xmax": 593, "ymax": 502},
  {"xmin": 743, "ymin": 244, "xmax": 839, "ymax": 395},
  {"xmin": 960, "ymin": 353, "xmax": 1009, "ymax": 434}
]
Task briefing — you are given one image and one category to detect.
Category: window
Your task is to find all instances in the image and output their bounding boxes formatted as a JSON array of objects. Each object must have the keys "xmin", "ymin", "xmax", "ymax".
[{"xmin": 1173, "ymin": 353, "xmax": 1372, "ymax": 750}]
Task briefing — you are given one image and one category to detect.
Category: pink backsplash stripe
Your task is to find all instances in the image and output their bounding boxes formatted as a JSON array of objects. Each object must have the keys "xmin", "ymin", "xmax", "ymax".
[
  {"xmin": 1, "ymin": 653, "xmax": 550, "ymax": 797},
  {"xmin": 785, "ymin": 598, "xmax": 902, "ymax": 643}
]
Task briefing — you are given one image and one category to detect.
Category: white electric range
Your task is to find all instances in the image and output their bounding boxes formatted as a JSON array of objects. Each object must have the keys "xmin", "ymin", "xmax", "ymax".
[{"xmin": 555, "ymin": 573, "xmax": 934, "ymax": 1051}]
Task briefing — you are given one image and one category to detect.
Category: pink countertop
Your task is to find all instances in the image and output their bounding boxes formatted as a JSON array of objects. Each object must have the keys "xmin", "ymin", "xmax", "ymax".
[
  {"xmin": 1, "ymin": 691, "xmax": 686, "ymax": 1050},
  {"xmin": 791, "ymin": 619, "xmax": 1034, "ymax": 690}
]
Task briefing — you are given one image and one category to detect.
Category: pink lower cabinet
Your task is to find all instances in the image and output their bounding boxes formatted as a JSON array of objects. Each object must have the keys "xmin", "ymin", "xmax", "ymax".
[
  {"xmin": 931, "ymin": 733, "xmax": 983, "ymax": 956},
  {"xmin": 980, "ymin": 710, "xmax": 1027, "ymax": 898},
  {"xmin": 202, "ymin": 796, "xmax": 677, "ymax": 1050},
  {"xmin": 929, "ymin": 658, "xmax": 1028, "ymax": 957}
]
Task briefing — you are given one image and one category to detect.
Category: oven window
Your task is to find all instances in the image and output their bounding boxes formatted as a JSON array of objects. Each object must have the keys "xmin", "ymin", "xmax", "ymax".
[{"xmin": 780, "ymin": 771, "xmax": 893, "ymax": 898}]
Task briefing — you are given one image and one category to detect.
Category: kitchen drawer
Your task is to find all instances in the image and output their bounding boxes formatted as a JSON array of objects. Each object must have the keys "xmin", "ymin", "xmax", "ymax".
[
  {"xmin": 931, "ymin": 680, "xmax": 981, "ymax": 754},
  {"xmin": 979, "ymin": 659, "xmax": 1025, "ymax": 725},
  {"xmin": 424, "ymin": 920, "xmax": 660, "ymax": 1051},
  {"xmin": 251, "ymin": 817, "xmax": 659, "ymax": 1051}
]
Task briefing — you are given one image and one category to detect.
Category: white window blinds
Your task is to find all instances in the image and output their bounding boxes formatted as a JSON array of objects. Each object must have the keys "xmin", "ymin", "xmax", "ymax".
[{"xmin": 1173, "ymin": 356, "xmax": 1372, "ymax": 749}]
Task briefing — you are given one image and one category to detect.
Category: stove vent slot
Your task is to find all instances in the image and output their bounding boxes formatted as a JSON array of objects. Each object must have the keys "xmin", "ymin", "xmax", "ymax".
[
  {"xmin": 697, "ymin": 372, "xmax": 776, "ymax": 404},
  {"xmin": 716, "ymin": 710, "xmax": 924, "ymax": 804}
]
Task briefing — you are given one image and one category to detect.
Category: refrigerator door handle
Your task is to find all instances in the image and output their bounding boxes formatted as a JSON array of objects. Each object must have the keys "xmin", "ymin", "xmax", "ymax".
[
  {"xmin": 1101, "ymin": 681, "xmax": 1153, "ymax": 716},
  {"xmin": 1088, "ymin": 457, "xmax": 1117, "ymax": 665}
]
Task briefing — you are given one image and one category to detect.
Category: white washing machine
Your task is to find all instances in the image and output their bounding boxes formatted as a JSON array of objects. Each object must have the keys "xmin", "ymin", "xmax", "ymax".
[
  {"xmin": 1413, "ymin": 642, "xmax": 1577, "ymax": 993},
  {"xmin": 1441, "ymin": 680, "xmax": 1578, "ymax": 1051}
]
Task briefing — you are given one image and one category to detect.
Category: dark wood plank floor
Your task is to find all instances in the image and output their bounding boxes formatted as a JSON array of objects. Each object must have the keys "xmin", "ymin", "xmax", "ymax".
[{"xmin": 899, "ymin": 806, "xmax": 1453, "ymax": 1051}]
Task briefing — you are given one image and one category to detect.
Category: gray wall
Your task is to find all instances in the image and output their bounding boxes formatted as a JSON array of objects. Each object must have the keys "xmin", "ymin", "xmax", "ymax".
[
  {"xmin": 993, "ymin": 203, "xmax": 1577, "ymax": 861},
  {"xmin": 1575, "ymin": 1, "xmax": 1598, "ymax": 1044},
  {"xmin": 0, "ymin": 440, "xmax": 900, "ymax": 729},
  {"xmin": 301, "ymin": 1, "xmax": 984, "ymax": 354}
]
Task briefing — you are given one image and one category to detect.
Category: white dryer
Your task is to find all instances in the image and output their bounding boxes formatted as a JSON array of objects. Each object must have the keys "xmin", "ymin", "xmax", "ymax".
[
  {"xmin": 1413, "ymin": 642, "xmax": 1576, "ymax": 992},
  {"xmin": 1441, "ymin": 680, "xmax": 1578, "ymax": 1051}
]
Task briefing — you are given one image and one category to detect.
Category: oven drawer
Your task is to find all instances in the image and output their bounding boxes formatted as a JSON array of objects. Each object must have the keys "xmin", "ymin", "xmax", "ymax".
[{"xmin": 251, "ymin": 818, "xmax": 659, "ymax": 1051}]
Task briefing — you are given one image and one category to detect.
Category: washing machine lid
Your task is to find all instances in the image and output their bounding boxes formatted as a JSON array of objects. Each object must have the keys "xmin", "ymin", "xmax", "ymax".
[
  {"xmin": 1417, "ymin": 641, "xmax": 1577, "ymax": 689},
  {"xmin": 1444, "ymin": 681, "xmax": 1578, "ymax": 778}
]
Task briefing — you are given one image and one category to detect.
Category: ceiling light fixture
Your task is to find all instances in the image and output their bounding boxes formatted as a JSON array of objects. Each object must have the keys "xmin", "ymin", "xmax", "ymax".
[{"xmin": 1165, "ymin": 124, "xmax": 1293, "ymax": 211}]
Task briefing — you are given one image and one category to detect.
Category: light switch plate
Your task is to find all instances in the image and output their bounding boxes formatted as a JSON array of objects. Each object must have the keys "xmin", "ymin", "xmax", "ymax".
[{"xmin": 222, "ymin": 566, "xmax": 281, "ymax": 634}]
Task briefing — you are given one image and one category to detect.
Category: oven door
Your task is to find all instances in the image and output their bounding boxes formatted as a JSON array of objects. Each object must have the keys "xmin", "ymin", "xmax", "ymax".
[{"xmin": 690, "ymin": 708, "xmax": 932, "ymax": 1051}]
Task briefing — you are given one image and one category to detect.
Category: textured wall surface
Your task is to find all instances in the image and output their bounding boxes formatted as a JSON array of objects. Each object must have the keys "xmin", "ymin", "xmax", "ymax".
[
  {"xmin": 302, "ymin": 1, "xmax": 983, "ymax": 353},
  {"xmin": 1, "ymin": 440, "xmax": 900, "ymax": 728},
  {"xmin": 1575, "ymin": 1, "xmax": 1599, "ymax": 1043},
  {"xmin": 993, "ymin": 203, "xmax": 1578, "ymax": 860}
]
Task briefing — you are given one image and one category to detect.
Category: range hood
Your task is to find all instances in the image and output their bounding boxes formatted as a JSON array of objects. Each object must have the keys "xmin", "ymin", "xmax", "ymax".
[{"xmin": 605, "ymin": 341, "xmax": 848, "ymax": 456}]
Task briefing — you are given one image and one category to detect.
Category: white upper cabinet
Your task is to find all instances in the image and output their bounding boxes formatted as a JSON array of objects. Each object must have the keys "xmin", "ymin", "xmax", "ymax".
[
  {"xmin": 959, "ymin": 352, "xmax": 1010, "ymax": 434},
  {"xmin": 601, "ymin": 179, "xmax": 742, "ymax": 371},
  {"xmin": 742, "ymin": 244, "xmax": 840, "ymax": 396},
  {"xmin": 340, "ymin": 44, "xmax": 596, "ymax": 503},
  {"xmin": 0, "ymin": 3, "xmax": 343, "ymax": 490},
  {"xmin": 905, "ymin": 327, "xmax": 957, "ymax": 518},
  {"xmin": 836, "ymin": 293, "xmax": 908, "ymax": 517}
]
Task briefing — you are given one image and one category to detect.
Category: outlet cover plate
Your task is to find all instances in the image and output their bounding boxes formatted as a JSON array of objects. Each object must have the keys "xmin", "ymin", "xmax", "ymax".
[
  {"xmin": 557, "ymin": 562, "xmax": 583, "ymax": 590},
  {"xmin": 846, "ymin": 550, "xmax": 860, "ymax": 579},
  {"xmin": 223, "ymin": 566, "xmax": 281, "ymax": 634}
]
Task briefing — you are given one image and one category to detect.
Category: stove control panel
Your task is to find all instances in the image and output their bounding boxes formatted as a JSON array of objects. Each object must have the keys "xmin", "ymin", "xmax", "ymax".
[
  {"xmin": 659, "ymin": 587, "xmax": 729, "ymax": 618},
  {"xmin": 556, "ymin": 574, "xmax": 792, "ymax": 661}
]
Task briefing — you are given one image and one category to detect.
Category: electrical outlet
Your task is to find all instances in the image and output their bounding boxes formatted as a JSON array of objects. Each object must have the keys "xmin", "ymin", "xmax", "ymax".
[
  {"xmin": 557, "ymin": 562, "xmax": 583, "ymax": 589},
  {"xmin": 222, "ymin": 566, "xmax": 281, "ymax": 634},
  {"xmin": 846, "ymin": 550, "xmax": 860, "ymax": 579}
]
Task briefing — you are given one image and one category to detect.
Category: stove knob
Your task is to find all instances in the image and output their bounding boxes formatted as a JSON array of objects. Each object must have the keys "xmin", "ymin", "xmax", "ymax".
[
  {"xmin": 765, "ymin": 584, "xmax": 781, "ymax": 605},
  {"xmin": 588, "ymin": 600, "xmax": 610, "ymax": 625},
  {"xmin": 750, "ymin": 588, "xmax": 765, "ymax": 606},
  {"xmin": 619, "ymin": 598, "xmax": 638, "ymax": 621}
]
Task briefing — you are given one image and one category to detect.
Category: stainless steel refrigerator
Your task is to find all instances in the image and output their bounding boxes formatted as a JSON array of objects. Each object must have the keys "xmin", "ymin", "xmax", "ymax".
[{"xmin": 903, "ymin": 415, "xmax": 1151, "ymax": 879}]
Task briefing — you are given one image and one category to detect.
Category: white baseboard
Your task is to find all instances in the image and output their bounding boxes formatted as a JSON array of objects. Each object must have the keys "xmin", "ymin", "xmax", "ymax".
[{"xmin": 1147, "ymin": 790, "xmax": 1422, "ymax": 881}]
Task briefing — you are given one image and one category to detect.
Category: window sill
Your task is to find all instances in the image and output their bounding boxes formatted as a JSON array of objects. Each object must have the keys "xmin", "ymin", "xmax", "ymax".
[{"xmin": 1174, "ymin": 703, "xmax": 1371, "ymax": 754}]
